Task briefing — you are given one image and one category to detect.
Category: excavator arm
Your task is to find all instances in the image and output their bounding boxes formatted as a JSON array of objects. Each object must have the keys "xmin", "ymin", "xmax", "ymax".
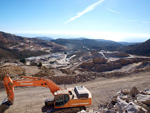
[{"xmin": 3, "ymin": 75, "xmax": 62, "ymax": 105}]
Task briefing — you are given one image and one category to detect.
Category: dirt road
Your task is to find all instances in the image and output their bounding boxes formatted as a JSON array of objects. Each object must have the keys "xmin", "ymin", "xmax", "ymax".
[{"xmin": 0, "ymin": 71, "xmax": 150, "ymax": 113}]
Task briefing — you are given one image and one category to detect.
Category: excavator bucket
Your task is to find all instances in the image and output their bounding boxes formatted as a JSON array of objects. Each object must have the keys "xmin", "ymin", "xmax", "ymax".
[
  {"xmin": 0, "ymin": 100, "xmax": 10, "ymax": 113},
  {"xmin": 0, "ymin": 104, "xmax": 9, "ymax": 113}
]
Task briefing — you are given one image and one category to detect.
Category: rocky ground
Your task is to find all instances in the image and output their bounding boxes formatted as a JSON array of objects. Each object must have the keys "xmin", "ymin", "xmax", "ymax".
[
  {"xmin": 78, "ymin": 86, "xmax": 150, "ymax": 113},
  {"xmin": 0, "ymin": 71, "xmax": 150, "ymax": 113}
]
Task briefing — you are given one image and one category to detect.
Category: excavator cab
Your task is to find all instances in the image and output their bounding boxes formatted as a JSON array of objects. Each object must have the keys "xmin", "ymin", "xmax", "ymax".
[
  {"xmin": 55, "ymin": 94, "xmax": 70, "ymax": 107},
  {"xmin": 45, "ymin": 94, "xmax": 70, "ymax": 107}
]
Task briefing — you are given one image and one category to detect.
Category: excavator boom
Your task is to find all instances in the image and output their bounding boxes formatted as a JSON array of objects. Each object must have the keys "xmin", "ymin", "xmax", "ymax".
[{"xmin": 3, "ymin": 75, "xmax": 61, "ymax": 105}]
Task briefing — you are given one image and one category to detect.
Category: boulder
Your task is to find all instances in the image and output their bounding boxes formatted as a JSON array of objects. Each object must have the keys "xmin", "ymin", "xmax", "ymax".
[
  {"xmin": 126, "ymin": 102, "xmax": 147, "ymax": 113},
  {"xmin": 137, "ymin": 102, "xmax": 150, "ymax": 113},
  {"xmin": 141, "ymin": 89, "xmax": 150, "ymax": 95},
  {"xmin": 119, "ymin": 95, "xmax": 130, "ymax": 102},
  {"xmin": 117, "ymin": 91, "xmax": 129, "ymax": 102},
  {"xmin": 116, "ymin": 96, "xmax": 128, "ymax": 112},
  {"xmin": 130, "ymin": 86, "xmax": 139, "ymax": 98},
  {"xmin": 136, "ymin": 94, "xmax": 150, "ymax": 105}
]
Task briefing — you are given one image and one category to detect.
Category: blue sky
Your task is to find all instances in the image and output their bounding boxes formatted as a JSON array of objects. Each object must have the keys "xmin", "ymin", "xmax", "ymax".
[{"xmin": 0, "ymin": 0, "xmax": 150, "ymax": 42}]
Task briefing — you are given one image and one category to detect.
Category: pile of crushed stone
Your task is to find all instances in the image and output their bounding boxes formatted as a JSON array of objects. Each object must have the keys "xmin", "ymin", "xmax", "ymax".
[{"xmin": 78, "ymin": 87, "xmax": 150, "ymax": 113}]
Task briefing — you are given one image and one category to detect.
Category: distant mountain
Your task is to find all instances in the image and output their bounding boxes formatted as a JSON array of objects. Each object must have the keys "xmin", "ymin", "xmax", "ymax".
[
  {"xmin": 0, "ymin": 31, "xmax": 65, "ymax": 59},
  {"xmin": 118, "ymin": 42, "xmax": 140, "ymax": 46},
  {"xmin": 122, "ymin": 39, "xmax": 150, "ymax": 56},
  {"xmin": 33, "ymin": 36, "xmax": 53, "ymax": 41},
  {"xmin": 51, "ymin": 38, "xmax": 122, "ymax": 51},
  {"xmin": 68, "ymin": 37, "xmax": 88, "ymax": 40}
]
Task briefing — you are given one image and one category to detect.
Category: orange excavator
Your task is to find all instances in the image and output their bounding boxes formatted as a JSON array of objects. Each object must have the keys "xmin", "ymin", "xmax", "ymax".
[{"xmin": 1, "ymin": 75, "xmax": 92, "ymax": 113}]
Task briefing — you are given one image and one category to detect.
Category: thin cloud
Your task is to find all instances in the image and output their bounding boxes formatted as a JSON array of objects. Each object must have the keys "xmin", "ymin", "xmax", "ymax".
[
  {"xmin": 106, "ymin": 8, "xmax": 120, "ymax": 14},
  {"xmin": 64, "ymin": 0, "xmax": 105, "ymax": 24}
]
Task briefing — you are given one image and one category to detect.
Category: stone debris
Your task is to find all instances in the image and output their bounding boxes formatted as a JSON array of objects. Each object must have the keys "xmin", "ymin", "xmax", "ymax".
[
  {"xmin": 137, "ymin": 94, "xmax": 150, "ymax": 105},
  {"xmin": 78, "ymin": 87, "xmax": 150, "ymax": 113}
]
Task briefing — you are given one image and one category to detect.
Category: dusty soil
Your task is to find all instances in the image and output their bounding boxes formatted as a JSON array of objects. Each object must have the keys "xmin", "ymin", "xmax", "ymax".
[
  {"xmin": 0, "ymin": 71, "xmax": 150, "ymax": 113},
  {"xmin": 22, "ymin": 66, "xmax": 41, "ymax": 76}
]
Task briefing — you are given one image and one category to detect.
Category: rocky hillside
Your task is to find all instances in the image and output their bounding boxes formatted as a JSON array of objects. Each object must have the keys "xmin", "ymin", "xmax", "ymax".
[
  {"xmin": 0, "ymin": 31, "xmax": 66, "ymax": 59},
  {"xmin": 78, "ymin": 57, "xmax": 150, "ymax": 72},
  {"xmin": 122, "ymin": 39, "xmax": 150, "ymax": 56}
]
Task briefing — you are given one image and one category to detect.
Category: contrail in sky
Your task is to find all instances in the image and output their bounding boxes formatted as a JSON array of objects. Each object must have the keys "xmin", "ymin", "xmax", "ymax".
[
  {"xmin": 106, "ymin": 8, "xmax": 120, "ymax": 14},
  {"xmin": 64, "ymin": 0, "xmax": 105, "ymax": 24}
]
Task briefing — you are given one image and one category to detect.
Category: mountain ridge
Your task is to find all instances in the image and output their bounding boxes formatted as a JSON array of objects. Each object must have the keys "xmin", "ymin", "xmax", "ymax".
[
  {"xmin": 51, "ymin": 38, "xmax": 123, "ymax": 51},
  {"xmin": 0, "ymin": 31, "xmax": 65, "ymax": 59},
  {"xmin": 122, "ymin": 39, "xmax": 150, "ymax": 56}
]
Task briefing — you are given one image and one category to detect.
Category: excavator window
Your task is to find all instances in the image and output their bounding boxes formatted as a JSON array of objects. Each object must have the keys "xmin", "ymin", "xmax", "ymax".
[{"xmin": 55, "ymin": 94, "xmax": 69, "ymax": 107}]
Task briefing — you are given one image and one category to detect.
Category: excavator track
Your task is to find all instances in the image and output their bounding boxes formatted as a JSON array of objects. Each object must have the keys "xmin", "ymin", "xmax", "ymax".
[{"xmin": 43, "ymin": 106, "xmax": 86, "ymax": 113}]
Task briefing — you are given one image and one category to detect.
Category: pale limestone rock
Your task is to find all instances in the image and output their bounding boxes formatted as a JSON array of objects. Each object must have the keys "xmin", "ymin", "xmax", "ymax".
[
  {"xmin": 137, "ymin": 94, "xmax": 150, "ymax": 105},
  {"xmin": 141, "ymin": 89, "xmax": 150, "ymax": 95},
  {"xmin": 77, "ymin": 110, "xmax": 87, "ymax": 113},
  {"xmin": 116, "ymin": 96, "xmax": 128, "ymax": 113},
  {"xmin": 137, "ymin": 102, "xmax": 150, "ymax": 113},
  {"xmin": 126, "ymin": 102, "xmax": 147, "ymax": 113}
]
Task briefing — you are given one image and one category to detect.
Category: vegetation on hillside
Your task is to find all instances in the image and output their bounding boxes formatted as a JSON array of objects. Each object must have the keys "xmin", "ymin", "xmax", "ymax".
[
  {"xmin": 122, "ymin": 39, "xmax": 150, "ymax": 56},
  {"xmin": 0, "ymin": 31, "xmax": 65, "ymax": 59},
  {"xmin": 0, "ymin": 47, "xmax": 48, "ymax": 59},
  {"xmin": 52, "ymin": 38, "xmax": 122, "ymax": 51}
]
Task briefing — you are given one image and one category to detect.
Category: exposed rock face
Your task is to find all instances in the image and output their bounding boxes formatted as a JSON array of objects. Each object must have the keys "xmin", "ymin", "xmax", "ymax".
[
  {"xmin": 137, "ymin": 61, "xmax": 150, "ymax": 69},
  {"xmin": 80, "ymin": 61, "xmax": 94, "ymax": 69},
  {"xmin": 79, "ymin": 57, "xmax": 150, "ymax": 72},
  {"xmin": 93, "ymin": 57, "xmax": 107, "ymax": 64},
  {"xmin": 78, "ymin": 87, "xmax": 150, "ymax": 113},
  {"xmin": 104, "ymin": 52, "xmax": 129, "ymax": 58}
]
